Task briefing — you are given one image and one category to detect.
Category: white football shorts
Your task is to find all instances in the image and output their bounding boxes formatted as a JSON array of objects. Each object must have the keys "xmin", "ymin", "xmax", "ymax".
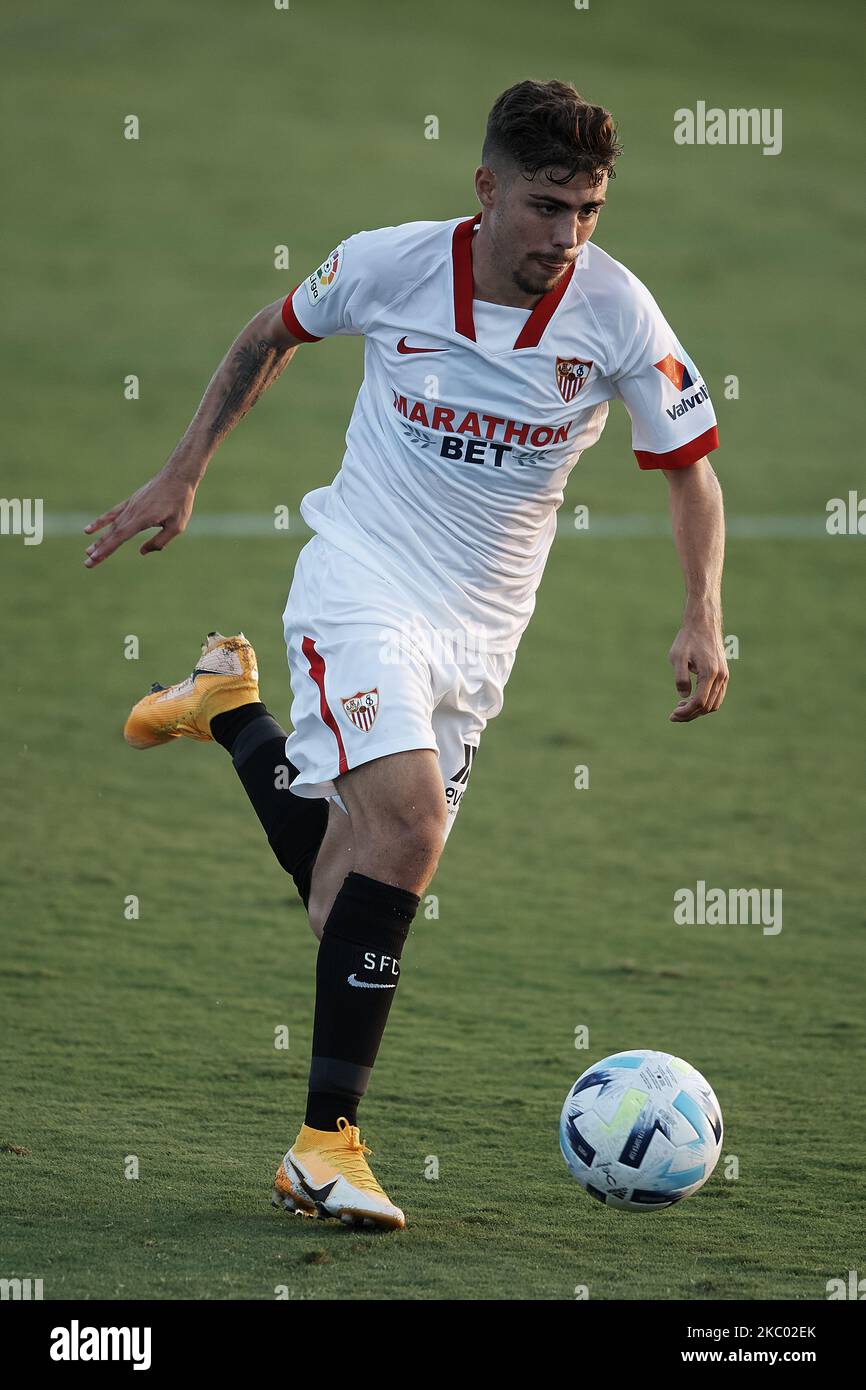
[{"xmin": 282, "ymin": 535, "xmax": 516, "ymax": 843}]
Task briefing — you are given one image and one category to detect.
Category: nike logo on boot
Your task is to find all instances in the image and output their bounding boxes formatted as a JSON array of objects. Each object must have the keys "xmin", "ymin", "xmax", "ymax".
[{"xmin": 288, "ymin": 1158, "xmax": 338, "ymax": 1205}]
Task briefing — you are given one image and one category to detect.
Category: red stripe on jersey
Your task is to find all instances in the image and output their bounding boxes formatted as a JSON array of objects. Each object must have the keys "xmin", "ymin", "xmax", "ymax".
[
  {"xmin": 281, "ymin": 287, "xmax": 322, "ymax": 343},
  {"xmin": 513, "ymin": 261, "xmax": 576, "ymax": 350},
  {"xmin": 301, "ymin": 635, "xmax": 348, "ymax": 774},
  {"xmin": 451, "ymin": 215, "xmax": 480, "ymax": 341},
  {"xmin": 451, "ymin": 213, "xmax": 575, "ymax": 349},
  {"xmin": 635, "ymin": 425, "xmax": 720, "ymax": 471}
]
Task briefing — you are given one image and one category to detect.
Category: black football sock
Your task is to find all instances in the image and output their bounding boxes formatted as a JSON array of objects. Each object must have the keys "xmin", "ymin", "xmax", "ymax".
[
  {"xmin": 305, "ymin": 872, "xmax": 419, "ymax": 1131},
  {"xmin": 210, "ymin": 703, "xmax": 329, "ymax": 909}
]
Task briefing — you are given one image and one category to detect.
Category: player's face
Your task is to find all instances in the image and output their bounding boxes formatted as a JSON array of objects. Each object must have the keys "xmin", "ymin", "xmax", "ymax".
[{"xmin": 499, "ymin": 169, "xmax": 607, "ymax": 296}]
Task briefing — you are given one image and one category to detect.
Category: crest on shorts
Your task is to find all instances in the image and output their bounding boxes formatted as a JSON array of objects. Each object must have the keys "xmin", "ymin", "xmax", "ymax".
[
  {"xmin": 556, "ymin": 356, "xmax": 593, "ymax": 402},
  {"xmin": 341, "ymin": 688, "xmax": 379, "ymax": 732}
]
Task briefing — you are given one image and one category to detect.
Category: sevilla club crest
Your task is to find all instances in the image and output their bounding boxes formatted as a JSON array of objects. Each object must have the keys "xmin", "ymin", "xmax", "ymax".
[
  {"xmin": 556, "ymin": 357, "xmax": 593, "ymax": 402},
  {"xmin": 341, "ymin": 688, "xmax": 379, "ymax": 732}
]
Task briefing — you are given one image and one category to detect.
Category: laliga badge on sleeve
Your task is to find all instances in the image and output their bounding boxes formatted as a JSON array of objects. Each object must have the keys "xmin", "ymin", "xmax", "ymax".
[{"xmin": 305, "ymin": 244, "xmax": 344, "ymax": 307}]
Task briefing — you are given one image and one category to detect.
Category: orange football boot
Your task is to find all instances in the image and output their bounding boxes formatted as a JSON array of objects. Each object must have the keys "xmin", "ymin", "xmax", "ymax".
[
  {"xmin": 272, "ymin": 1117, "xmax": 406, "ymax": 1230},
  {"xmin": 123, "ymin": 632, "xmax": 259, "ymax": 749}
]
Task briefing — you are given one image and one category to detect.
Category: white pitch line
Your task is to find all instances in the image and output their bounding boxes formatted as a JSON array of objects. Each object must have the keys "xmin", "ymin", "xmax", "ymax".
[
  {"xmin": 558, "ymin": 514, "xmax": 832, "ymax": 539},
  {"xmin": 43, "ymin": 511, "xmax": 839, "ymax": 540}
]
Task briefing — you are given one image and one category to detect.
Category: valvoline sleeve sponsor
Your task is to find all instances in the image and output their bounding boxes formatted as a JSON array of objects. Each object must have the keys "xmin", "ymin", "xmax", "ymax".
[{"xmin": 610, "ymin": 280, "xmax": 719, "ymax": 469}]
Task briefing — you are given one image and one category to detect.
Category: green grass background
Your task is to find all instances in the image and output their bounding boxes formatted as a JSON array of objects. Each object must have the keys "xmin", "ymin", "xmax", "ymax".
[{"xmin": 1, "ymin": 0, "xmax": 864, "ymax": 1299}]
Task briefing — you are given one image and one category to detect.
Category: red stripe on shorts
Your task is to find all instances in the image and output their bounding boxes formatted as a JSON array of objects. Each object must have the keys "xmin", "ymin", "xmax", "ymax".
[{"xmin": 301, "ymin": 635, "xmax": 348, "ymax": 775}]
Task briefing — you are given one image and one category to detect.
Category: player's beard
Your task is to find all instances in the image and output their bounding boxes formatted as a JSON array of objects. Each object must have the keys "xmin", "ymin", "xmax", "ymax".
[{"xmin": 512, "ymin": 260, "xmax": 566, "ymax": 296}]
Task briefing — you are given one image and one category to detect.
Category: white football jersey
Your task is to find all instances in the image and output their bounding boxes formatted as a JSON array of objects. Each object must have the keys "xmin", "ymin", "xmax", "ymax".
[{"xmin": 283, "ymin": 215, "xmax": 718, "ymax": 654}]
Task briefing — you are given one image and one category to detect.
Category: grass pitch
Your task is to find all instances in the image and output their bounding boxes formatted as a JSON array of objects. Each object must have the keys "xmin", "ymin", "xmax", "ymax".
[{"xmin": 1, "ymin": 0, "xmax": 863, "ymax": 1300}]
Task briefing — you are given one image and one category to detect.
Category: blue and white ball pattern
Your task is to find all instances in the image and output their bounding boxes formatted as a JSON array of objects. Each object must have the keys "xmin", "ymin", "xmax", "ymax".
[{"xmin": 559, "ymin": 1049, "xmax": 723, "ymax": 1210}]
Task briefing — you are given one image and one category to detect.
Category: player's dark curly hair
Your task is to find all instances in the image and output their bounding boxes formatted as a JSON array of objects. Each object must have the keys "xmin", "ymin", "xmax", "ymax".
[{"xmin": 482, "ymin": 79, "xmax": 622, "ymax": 186}]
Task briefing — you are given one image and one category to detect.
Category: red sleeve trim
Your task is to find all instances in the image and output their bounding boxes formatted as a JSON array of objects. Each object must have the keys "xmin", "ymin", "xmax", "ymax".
[
  {"xmin": 281, "ymin": 285, "xmax": 322, "ymax": 343},
  {"xmin": 635, "ymin": 425, "xmax": 719, "ymax": 471}
]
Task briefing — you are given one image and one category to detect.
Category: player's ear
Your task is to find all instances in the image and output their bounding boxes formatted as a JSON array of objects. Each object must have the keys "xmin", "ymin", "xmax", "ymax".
[{"xmin": 475, "ymin": 165, "xmax": 496, "ymax": 209}]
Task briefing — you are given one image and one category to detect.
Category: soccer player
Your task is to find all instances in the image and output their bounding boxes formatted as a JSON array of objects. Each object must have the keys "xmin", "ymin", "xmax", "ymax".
[{"xmin": 84, "ymin": 80, "xmax": 728, "ymax": 1229}]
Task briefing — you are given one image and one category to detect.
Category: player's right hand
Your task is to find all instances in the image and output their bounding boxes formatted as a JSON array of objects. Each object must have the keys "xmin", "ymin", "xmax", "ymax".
[{"xmin": 84, "ymin": 471, "xmax": 197, "ymax": 568}]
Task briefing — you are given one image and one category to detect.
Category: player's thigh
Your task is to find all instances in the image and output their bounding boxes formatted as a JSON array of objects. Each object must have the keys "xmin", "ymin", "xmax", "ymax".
[
  {"xmin": 336, "ymin": 748, "xmax": 447, "ymax": 863},
  {"xmin": 308, "ymin": 753, "xmax": 446, "ymax": 931}
]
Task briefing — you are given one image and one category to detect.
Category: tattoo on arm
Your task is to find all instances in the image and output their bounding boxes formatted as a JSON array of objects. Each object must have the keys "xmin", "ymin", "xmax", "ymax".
[{"xmin": 208, "ymin": 339, "xmax": 292, "ymax": 442}]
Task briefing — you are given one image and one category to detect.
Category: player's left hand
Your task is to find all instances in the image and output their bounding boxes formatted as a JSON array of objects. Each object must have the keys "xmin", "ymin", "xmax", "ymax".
[
  {"xmin": 668, "ymin": 622, "xmax": 728, "ymax": 722},
  {"xmin": 83, "ymin": 469, "xmax": 198, "ymax": 568}
]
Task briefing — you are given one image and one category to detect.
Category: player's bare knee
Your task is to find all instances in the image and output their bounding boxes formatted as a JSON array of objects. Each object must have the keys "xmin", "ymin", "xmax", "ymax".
[
  {"xmin": 383, "ymin": 811, "xmax": 443, "ymax": 864},
  {"xmin": 396, "ymin": 811, "xmax": 445, "ymax": 872},
  {"xmin": 359, "ymin": 807, "xmax": 445, "ymax": 888}
]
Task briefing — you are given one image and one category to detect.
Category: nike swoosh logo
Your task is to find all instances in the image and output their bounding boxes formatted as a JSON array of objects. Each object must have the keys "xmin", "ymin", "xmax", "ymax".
[
  {"xmin": 347, "ymin": 974, "xmax": 397, "ymax": 989},
  {"xmin": 396, "ymin": 336, "xmax": 447, "ymax": 355},
  {"xmin": 288, "ymin": 1158, "xmax": 338, "ymax": 1205}
]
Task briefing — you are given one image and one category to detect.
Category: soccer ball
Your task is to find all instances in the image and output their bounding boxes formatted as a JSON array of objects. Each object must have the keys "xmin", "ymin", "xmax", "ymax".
[{"xmin": 559, "ymin": 1049, "xmax": 723, "ymax": 1210}]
